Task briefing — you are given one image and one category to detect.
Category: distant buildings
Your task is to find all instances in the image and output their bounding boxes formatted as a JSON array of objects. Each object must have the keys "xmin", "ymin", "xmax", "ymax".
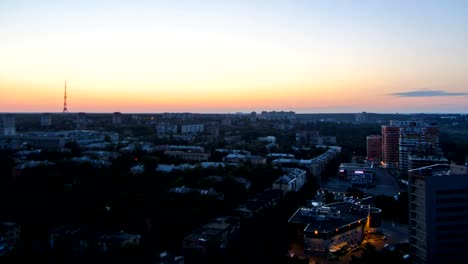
[
  {"xmin": 156, "ymin": 122, "xmax": 178, "ymax": 135},
  {"xmin": 112, "ymin": 112, "xmax": 122, "ymax": 125},
  {"xmin": 296, "ymin": 131, "xmax": 337, "ymax": 147},
  {"xmin": 224, "ymin": 153, "xmax": 266, "ymax": 165},
  {"xmin": 169, "ymin": 186, "xmax": 224, "ymax": 200},
  {"xmin": 408, "ymin": 164, "xmax": 468, "ymax": 264},
  {"xmin": 0, "ymin": 130, "xmax": 118, "ymax": 151},
  {"xmin": 355, "ymin": 112, "xmax": 369, "ymax": 123},
  {"xmin": 381, "ymin": 120, "xmax": 441, "ymax": 171},
  {"xmin": 163, "ymin": 145, "xmax": 210, "ymax": 161},
  {"xmin": 76, "ymin": 112, "xmax": 87, "ymax": 130},
  {"xmin": 41, "ymin": 113, "xmax": 52, "ymax": 127},
  {"xmin": 1, "ymin": 114, "xmax": 16, "ymax": 136},
  {"xmin": 258, "ymin": 111, "xmax": 295, "ymax": 120},
  {"xmin": 181, "ymin": 124, "xmax": 204, "ymax": 134},
  {"xmin": 366, "ymin": 135, "xmax": 382, "ymax": 162}
]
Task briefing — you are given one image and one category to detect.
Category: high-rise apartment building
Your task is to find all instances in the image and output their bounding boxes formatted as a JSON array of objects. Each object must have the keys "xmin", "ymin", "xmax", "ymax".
[
  {"xmin": 408, "ymin": 164, "xmax": 468, "ymax": 264},
  {"xmin": 381, "ymin": 121, "xmax": 440, "ymax": 171},
  {"xmin": 112, "ymin": 112, "xmax": 122, "ymax": 125},
  {"xmin": 41, "ymin": 113, "xmax": 52, "ymax": 127},
  {"xmin": 381, "ymin": 125, "xmax": 399, "ymax": 168},
  {"xmin": 366, "ymin": 135, "xmax": 382, "ymax": 162}
]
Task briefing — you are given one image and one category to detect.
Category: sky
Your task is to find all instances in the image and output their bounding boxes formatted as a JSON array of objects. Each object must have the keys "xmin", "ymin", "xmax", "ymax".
[{"xmin": 1, "ymin": 0, "xmax": 467, "ymax": 113}]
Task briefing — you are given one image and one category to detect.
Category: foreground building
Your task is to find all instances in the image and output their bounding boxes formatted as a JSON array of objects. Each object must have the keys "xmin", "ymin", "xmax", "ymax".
[
  {"xmin": 408, "ymin": 164, "xmax": 468, "ymax": 264},
  {"xmin": 289, "ymin": 202, "xmax": 381, "ymax": 256}
]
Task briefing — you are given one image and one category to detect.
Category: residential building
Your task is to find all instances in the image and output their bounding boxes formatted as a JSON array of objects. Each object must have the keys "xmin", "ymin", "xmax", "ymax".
[
  {"xmin": 366, "ymin": 135, "xmax": 382, "ymax": 162},
  {"xmin": 41, "ymin": 113, "xmax": 52, "ymax": 127},
  {"xmin": 224, "ymin": 153, "xmax": 266, "ymax": 165},
  {"xmin": 272, "ymin": 168, "xmax": 307, "ymax": 193},
  {"xmin": 235, "ymin": 188, "xmax": 283, "ymax": 219},
  {"xmin": 181, "ymin": 124, "xmax": 204, "ymax": 134},
  {"xmin": 355, "ymin": 112, "xmax": 369, "ymax": 122},
  {"xmin": 112, "ymin": 112, "xmax": 122, "ymax": 125},
  {"xmin": 183, "ymin": 216, "xmax": 240, "ymax": 257},
  {"xmin": 0, "ymin": 130, "xmax": 118, "ymax": 151},
  {"xmin": 156, "ymin": 122, "xmax": 178, "ymax": 135},
  {"xmin": 408, "ymin": 164, "xmax": 468, "ymax": 264},
  {"xmin": 381, "ymin": 125, "xmax": 400, "ymax": 168},
  {"xmin": 96, "ymin": 232, "xmax": 141, "ymax": 253},
  {"xmin": 398, "ymin": 121, "xmax": 439, "ymax": 173},
  {"xmin": 408, "ymin": 143, "xmax": 448, "ymax": 170},
  {"xmin": 76, "ymin": 112, "xmax": 87, "ymax": 130},
  {"xmin": 169, "ymin": 186, "xmax": 224, "ymax": 200},
  {"xmin": 1, "ymin": 114, "xmax": 16, "ymax": 136},
  {"xmin": 258, "ymin": 111, "xmax": 295, "ymax": 120},
  {"xmin": 296, "ymin": 131, "xmax": 336, "ymax": 147},
  {"xmin": 164, "ymin": 150, "xmax": 210, "ymax": 161},
  {"xmin": 0, "ymin": 222, "xmax": 20, "ymax": 254}
]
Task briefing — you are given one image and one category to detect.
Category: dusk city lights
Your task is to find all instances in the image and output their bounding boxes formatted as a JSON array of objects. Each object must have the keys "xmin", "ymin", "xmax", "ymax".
[{"xmin": 0, "ymin": 1, "xmax": 467, "ymax": 263}]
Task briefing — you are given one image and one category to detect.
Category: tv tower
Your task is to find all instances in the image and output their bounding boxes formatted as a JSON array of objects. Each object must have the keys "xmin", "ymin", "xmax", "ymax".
[{"xmin": 63, "ymin": 80, "xmax": 68, "ymax": 113}]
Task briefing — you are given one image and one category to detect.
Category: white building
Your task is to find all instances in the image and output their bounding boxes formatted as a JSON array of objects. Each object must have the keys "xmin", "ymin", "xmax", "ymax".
[
  {"xmin": 273, "ymin": 168, "xmax": 307, "ymax": 193},
  {"xmin": 181, "ymin": 124, "xmax": 204, "ymax": 134}
]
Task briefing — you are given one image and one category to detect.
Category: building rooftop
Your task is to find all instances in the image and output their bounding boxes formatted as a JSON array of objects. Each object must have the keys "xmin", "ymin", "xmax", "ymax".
[
  {"xmin": 289, "ymin": 202, "xmax": 369, "ymax": 234},
  {"xmin": 409, "ymin": 164, "xmax": 468, "ymax": 177}
]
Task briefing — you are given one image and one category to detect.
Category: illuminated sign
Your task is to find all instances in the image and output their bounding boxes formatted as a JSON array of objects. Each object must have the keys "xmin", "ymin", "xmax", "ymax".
[{"xmin": 354, "ymin": 170, "xmax": 364, "ymax": 174}]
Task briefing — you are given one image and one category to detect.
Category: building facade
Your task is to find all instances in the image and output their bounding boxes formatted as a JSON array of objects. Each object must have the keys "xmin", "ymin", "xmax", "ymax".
[
  {"xmin": 366, "ymin": 135, "xmax": 382, "ymax": 162},
  {"xmin": 381, "ymin": 120, "xmax": 440, "ymax": 170},
  {"xmin": 112, "ymin": 112, "xmax": 122, "ymax": 125},
  {"xmin": 1, "ymin": 114, "xmax": 16, "ymax": 136},
  {"xmin": 41, "ymin": 113, "xmax": 52, "ymax": 127},
  {"xmin": 408, "ymin": 164, "xmax": 468, "ymax": 264},
  {"xmin": 289, "ymin": 202, "xmax": 381, "ymax": 256},
  {"xmin": 381, "ymin": 125, "xmax": 400, "ymax": 168}
]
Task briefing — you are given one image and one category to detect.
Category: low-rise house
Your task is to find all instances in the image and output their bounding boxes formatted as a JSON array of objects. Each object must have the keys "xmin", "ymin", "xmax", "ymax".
[
  {"xmin": 183, "ymin": 216, "xmax": 240, "ymax": 255},
  {"xmin": 0, "ymin": 222, "xmax": 20, "ymax": 254},
  {"xmin": 224, "ymin": 154, "xmax": 266, "ymax": 165},
  {"xmin": 169, "ymin": 186, "xmax": 224, "ymax": 200},
  {"xmin": 96, "ymin": 232, "xmax": 141, "ymax": 253},
  {"xmin": 130, "ymin": 164, "xmax": 145, "ymax": 175},
  {"xmin": 272, "ymin": 168, "xmax": 307, "ymax": 193}
]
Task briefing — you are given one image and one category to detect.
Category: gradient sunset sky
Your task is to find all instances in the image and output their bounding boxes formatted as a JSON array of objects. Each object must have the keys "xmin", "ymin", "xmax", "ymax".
[{"xmin": 1, "ymin": 0, "xmax": 467, "ymax": 113}]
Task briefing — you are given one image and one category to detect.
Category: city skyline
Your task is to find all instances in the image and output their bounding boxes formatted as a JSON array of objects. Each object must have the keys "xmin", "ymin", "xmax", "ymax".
[{"xmin": 1, "ymin": 0, "xmax": 467, "ymax": 113}]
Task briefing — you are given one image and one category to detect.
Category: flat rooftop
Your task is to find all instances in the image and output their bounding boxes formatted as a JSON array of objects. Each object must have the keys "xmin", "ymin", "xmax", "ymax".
[{"xmin": 288, "ymin": 202, "xmax": 368, "ymax": 233}]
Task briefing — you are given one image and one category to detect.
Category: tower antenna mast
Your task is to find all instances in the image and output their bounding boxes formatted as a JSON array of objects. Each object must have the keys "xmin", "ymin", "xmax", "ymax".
[{"xmin": 63, "ymin": 80, "xmax": 68, "ymax": 113}]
